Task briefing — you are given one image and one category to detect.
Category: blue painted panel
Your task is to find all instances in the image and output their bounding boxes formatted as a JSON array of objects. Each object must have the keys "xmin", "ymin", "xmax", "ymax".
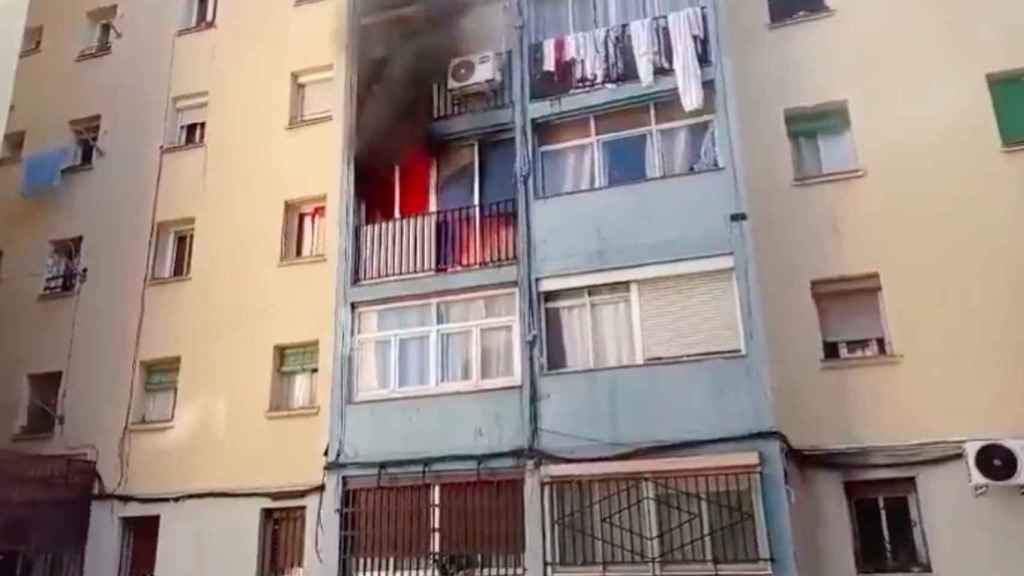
[
  {"xmin": 342, "ymin": 387, "xmax": 526, "ymax": 462},
  {"xmin": 348, "ymin": 265, "xmax": 518, "ymax": 304},
  {"xmin": 531, "ymin": 170, "xmax": 736, "ymax": 277},
  {"xmin": 536, "ymin": 357, "xmax": 771, "ymax": 458}
]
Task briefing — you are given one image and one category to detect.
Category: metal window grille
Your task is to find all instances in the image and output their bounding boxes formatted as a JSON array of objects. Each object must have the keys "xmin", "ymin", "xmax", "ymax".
[
  {"xmin": 259, "ymin": 507, "xmax": 306, "ymax": 576},
  {"xmin": 544, "ymin": 471, "xmax": 767, "ymax": 570},
  {"xmin": 341, "ymin": 479, "xmax": 525, "ymax": 576}
]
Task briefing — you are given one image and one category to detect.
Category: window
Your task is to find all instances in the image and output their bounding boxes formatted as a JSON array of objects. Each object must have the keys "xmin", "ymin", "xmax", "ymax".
[
  {"xmin": 137, "ymin": 360, "xmax": 179, "ymax": 424},
  {"xmin": 538, "ymin": 94, "xmax": 717, "ymax": 196},
  {"xmin": 291, "ymin": 67, "xmax": 335, "ymax": 124},
  {"xmin": 988, "ymin": 70, "xmax": 1024, "ymax": 148},
  {"xmin": 354, "ymin": 291, "xmax": 518, "ymax": 400},
  {"xmin": 767, "ymin": 0, "xmax": 830, "ymax": 24},
  {"xmin": 785, "ymin": 103, "xmax": 858, "ymax": 180},
  {"xmin": 1, "ymin": 131, "xmax": 25, "ymax": 163},
  {"xmin": 845, "ymin": 480, "xmax": 930, "ymax": 574},
  {"xmin": 20, "ymin": 26, "xmax": 42, "ymax": 55},
  {"xmin": 543, "ymin": 260, "xmax": 742, "ymax": 372},
  {"xmin": 282, "ymin": 200, "xmax": 325, "ymax": 260},
  {"xmin": 533, "ymin": 0, "xmax": 693, "ymax": 40},
  {"xmin": 182, "ymin": 0, "xmax": 216, "ymax": 29},
  {"xmin": 258, "ymin": 508, "xmax": 305, "ymax": 576},
  {"xmin": 811, "ymin": 274, "xmax": 890, "ymax": 361},
  {"xmin": 42, "ymin": 236, "xmax": 83, "ymax": 295},
  {"xmin": 272, "ymin": 344, "xmax": 318, "ymax": 412},
  {"xmin": 119, "ymin": 516, "xmax": 159, "ymax": 576},
  {"xmin": 20, "ymin": 372, "xmax": 61, "ymax": 436},
  {"xmin": 68, "ymin": 116, "xmax": 101, "ymax": 168},
  {"xmin": 80, "ymin": 5, "xmax": 117, "ymax": 57},
  {"xmin": 341, "ymin": 479, "xmax": 524, "ymax": 576},
  {"xmin": 545, "ymin": 468, "xmax": 765, "ymax": 569},
  {"xmin": 170, "ymin": 94, "xmax": 207, "ymax": 147},
  {"xmin": 152, "ymin": 220, "xmax": 194, "ymax": 280}
]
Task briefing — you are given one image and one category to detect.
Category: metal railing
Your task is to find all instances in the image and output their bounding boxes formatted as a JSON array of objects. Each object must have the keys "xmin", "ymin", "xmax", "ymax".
[
  {"xmin": 545, "ymin": 471, "xmax": 767, "ymax": 569},
  {"xmin": 432, "ymin": 51, "xmax": 514, "ymax": 120},
  {"xmin": 340, "ymin": 479, "xmax": 525, "ymax": 576},
  {"xmin": 356, "ymin": 199, "xmax": 517, "ymax": 283}
]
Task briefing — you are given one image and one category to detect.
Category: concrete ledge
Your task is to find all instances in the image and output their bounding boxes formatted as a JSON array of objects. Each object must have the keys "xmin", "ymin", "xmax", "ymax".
[
  {"xmin": 266, "ymin": 406, "xmax": 320, "ymax": 419},
  {"xmin": 279, "ymin": 255, "xmax": 327, "ymax": 268},
  {"xmin": 793, "ymin": 169, "xmax": 866, "ymax": 187},
  {"xmin": 820, "ymin": 354, "xmax": 903, "ymax": 370}
]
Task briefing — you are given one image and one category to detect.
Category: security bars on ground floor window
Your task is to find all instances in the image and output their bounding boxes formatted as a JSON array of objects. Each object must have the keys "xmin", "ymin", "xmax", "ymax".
[{"xmin": 341, "ymin": 478, "xmax": 525, "ymax": 576}]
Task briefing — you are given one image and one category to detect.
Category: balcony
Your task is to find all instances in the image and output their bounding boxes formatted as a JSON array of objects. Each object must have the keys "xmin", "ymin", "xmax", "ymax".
[
  {"xmin": 432, "ymin": 51, "xmax": 514, "ymax": 121},
  {"xmin": 356, "ymin": 199, "xmax": 517, "ymax": 283}
]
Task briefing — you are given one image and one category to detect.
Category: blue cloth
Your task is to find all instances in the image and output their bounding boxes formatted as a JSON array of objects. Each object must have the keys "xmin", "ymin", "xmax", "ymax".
[{"xmin": 21, "ymin": 146, "xmax": 74, "ymax": 198}]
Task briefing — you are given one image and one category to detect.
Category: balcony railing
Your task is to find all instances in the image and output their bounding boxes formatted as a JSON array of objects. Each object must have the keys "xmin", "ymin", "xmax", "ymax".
[
  {"xmin": 356, "ymin": 199, "xmax": 517, "ymax": 283},
  {"xmin": 432, "ymin": 51, "xmax": 514, "ymax": 121}
]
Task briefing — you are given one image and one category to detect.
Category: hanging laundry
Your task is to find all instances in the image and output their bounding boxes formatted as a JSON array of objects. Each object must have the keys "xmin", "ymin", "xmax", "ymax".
[
  {"xmin": 592, "ymin": 27, "xmax": 610, "ymax": 84},
  {"xmin": 654, "ymin": 17, "xmax": 672, "ymax": 70},
  {"xmin": 581, "ymin": 30, "xmax": 602, "ymax": 85},
  {"xmin": 695, "ymin": 123, "xmax": 719, "ymax": 171},
  {"xmin": 20, "ymin": 146, "xmax": 74, "ymax": 198},
  {"xmin": 629, "ymin": 18, "xmax": 656, "ymax": 87},
  {"xmin": 554, "ymin": 36, "xmax": 566, "ymax": 81},
  {"xmin": 668, "ymin": 8, "xmax": 705, "ymax": 112},
  {"xmin": 542, "ymin": 37, "xmax": 557, "ymax": 73}
]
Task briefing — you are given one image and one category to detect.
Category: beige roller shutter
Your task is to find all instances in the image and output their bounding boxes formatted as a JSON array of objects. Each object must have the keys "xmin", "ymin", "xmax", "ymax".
[{"xmin": 638, "ymin": 270, "xmax": 741, "ymax": 360}]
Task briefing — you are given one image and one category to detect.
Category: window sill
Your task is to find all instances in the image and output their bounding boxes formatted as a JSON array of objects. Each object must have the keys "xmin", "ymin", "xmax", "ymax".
[
  {"xmin": 793, "ymin": 168, "xmax": 866, "ymax": 187},
  {"xmin": 177, "ymin": 22, "xmax": 215, "ymax": 36},
  {"xmin": 161, "ymin": 142, "xmax": 205, "ymax": 154},
  {"xmin": 148, "ymin": 275, "xmax": 192, "ymax": 286},
  {"xmin": 279, "ymin": 255, "xmax": 327, "ymax": 267},
  {"xmin": 11, "ymin": 431, "xmax": 54, "ymax": 442},
  {"xmin": 537, "ymin": 165, "xmax": 726, "ymax": 201},
  {"xmin": 294, "ymin": 0, "xmax": 328, "ymax": 6},
  {"xmin": 62, "ymin": 164, "xmax": 94, "ymax": 174},
  {"xmin": 75, "ymin": 48, "xmax": 112, "ymax": 62},
  {"xmin": 38, "ymin": 290, "xmax": 77, "ymax": 300},
  {"xmin": 130, "ymin": 421, "xmax": 175, "ymax": 433},
  {"xmin": 820, "ymin": 354, "xmax": 903, "ymax": 370},
  {"xmin": 19, "ymin": 48, "xmax": 41, "ymax": 59},
  {"xmin": 286, "ymin": 115, "xmax": 333, "ymax": 130},
  {"xmin": 352, "ymin": 380, "xmax": 520, "ymax": 404},
  {"xmin": 266, "ymin": 406, "xmax": 320, "ymax": 419},
  {"xmin": 543, "ymin": 351, "xmax": 746, "ymax": 377},
  {"xmin": 768, "ymin": 9, "xmax": 836, "ymax": 29},
  {"xmin": 1000, "ymin": 143, "xmax": 1024, "ymax": 154}
]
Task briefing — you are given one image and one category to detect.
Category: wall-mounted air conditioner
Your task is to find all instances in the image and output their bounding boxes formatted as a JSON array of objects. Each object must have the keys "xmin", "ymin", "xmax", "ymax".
[
  {"xmin": 447, "ymin": 52, "xmax": 502, "ymax": 93},
  {"xmin": 965, "ymin": 440, "xmax": 1024, "ymax": 488}
]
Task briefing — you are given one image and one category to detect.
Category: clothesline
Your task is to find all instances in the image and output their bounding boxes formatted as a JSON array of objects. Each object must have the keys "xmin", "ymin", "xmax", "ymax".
[{"xmin": 539, "ymin": 8, "xmax": 706, "ymax": 112}]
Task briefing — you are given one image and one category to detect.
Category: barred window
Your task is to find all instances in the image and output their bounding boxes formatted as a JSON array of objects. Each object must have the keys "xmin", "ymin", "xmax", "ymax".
[
  {"xmin": 259, "ymin": 507, "xmax": 306, "ymax": 576},
  {"xmin": 341, "ymin": 479, "xmax": 524, "ymax": 576}
]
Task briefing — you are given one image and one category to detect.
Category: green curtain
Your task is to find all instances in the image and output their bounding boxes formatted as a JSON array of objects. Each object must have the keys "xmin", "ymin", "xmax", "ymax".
[
  {"xmin": 786, "ymin": 108, "xmax": 851, "ymax": 138},
  {"xmin": 145, "ymin": 364, "xmax": 179, "ymax": 387},
  {"xmin": 281, "ymin": 345, "xmax": 318, "ymax": 373},
  {"xmin": 990, "ymin": 75, "xmax": 1024, "ymax": 146}
]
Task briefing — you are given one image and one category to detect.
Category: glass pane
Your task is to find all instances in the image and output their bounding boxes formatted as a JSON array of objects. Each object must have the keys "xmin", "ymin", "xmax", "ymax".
[
  {"xmin": 654, "ymin": 90, "xmax": 715, "ymax": 123},
  {"xmin": 818, "ymin": 130, "xmax": 858, "ymax": 174},
  {"xmin": 791, "ymin": 135, "xmax": 822, "ymax": 179},
  {"xmin": 440, "ymin": 331, "xmax": 473, "ymax": 383},
  {"xmin": 438, "ymin": 143, "xmax": 476, "ymax": 210},
  {"xmin": 547, "ymin": 289, "xmax": 586, "ymax": 303},
  {"xmin": 533, "ymin": 0, "xmax": 571, "ymax": 41},
  {"xmin": 360, "ymin": 304, "xmax": 434, "ymax": 334},
  {"xmin": 484, "ymin": 293, "xmax": 516, "ymax": 318},
  {"xmin": 590, "ymin": 299, "xmax": 634, "ymax": 368},
  {"xmin": 537, "ymin": 117, "xmax": 591, "ymax": 146},
  {"xmin": 852, "ymin": 497, "xmax": 887, "ymax": 570},
  {"xmin": 660, "ymin": 121, "xmax": 717, "ymax": 175},
  {"xmin": 545, "ymin": 304, "xmax": 588, "ymax": 370},
  {"xmin": 480, "ymin": 139, "xmax": 517, "ymax": 205},
  {"xmin": 595, "ymin": 106, "xmax": 651, "ymax": 135},
  {"xmin": 481, "ymin": 326, "xmax": 514, "ymax": 379},
  {"xmin": 884, "ymin": 496, "xmax": 920, "ymax": 569},
  {"xmin": 589, "ymin": 284, "xmax": 630, "ymax": 298},
  {"xmin": 357, "ymin": 339, "xmax": 392, "ymax": 392},
  {"xmin": 602, "ymin": 134, "xmax": 651, "ymax": 186},
  {"xmin": 542, "ymin": 144, "xmax": 595, "ymax": 196},
  {"xmin": 439, "ymin": 298, "xmax": 485, "ymax": 325},
  {"xmin": 398, "ymin": 336, "xmax": 430, "ymax": 388},
  {"xmin": 142, "ymin": 388, "xmax": 175, "ymax": 423}
]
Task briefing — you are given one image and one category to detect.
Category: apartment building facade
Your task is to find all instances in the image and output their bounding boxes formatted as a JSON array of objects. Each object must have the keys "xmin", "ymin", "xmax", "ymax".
[
  {"xmin": 0, "ymin": 1, "xmax": 338, "ymax": 575},
  {"xmin": 724, "ymin": 0, "xmax": 1024, "ymax": 574}
]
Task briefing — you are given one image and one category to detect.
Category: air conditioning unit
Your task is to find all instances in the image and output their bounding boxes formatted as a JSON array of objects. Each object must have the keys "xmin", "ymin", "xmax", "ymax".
[
  {"xmin": 838, "ymin": 339, "xmax": 880, "ymax": 359},
  {"xmin": 965, "ymin": 440, "xmax": 1024, "ymax": 487},
  {"xmin": 447, "ymin": 52, "xmax": 502, "ymax": 93}
]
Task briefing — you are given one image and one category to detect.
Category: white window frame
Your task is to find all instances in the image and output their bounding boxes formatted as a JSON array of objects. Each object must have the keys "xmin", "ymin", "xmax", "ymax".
[
  {"xmin": 188, "ymin": 0, "xmax": 217, "ymax": 29},
  {"xmin": 540, "ymin": 256, "xmax": 744, "ymax": 373},
  {"xmin": 811, "ymin": 274, "xmax": 893, "ymax": 362},
  {"xmin": 291, "ymin": 67, "xmax": 335, "ymax": 124},
  {"xmin": 272, "ymin": 342, "xmax": 319, "ymax": 412},
  {"xmin": 845, "ymin": 479, "xmax": 931, "ymax": 574},
  {"xmin": 537, "ymin": 100, "xmax": 718, "ymax": 196},
  {"xmin": 353, "ymin": 289, "xmax": 520, "ymax": 401},
  {"xmin": 282, "ymin": 197, "xmax": 327, "ymax": 261},
  {"xmin": 137, "ymin": 359, "xmax": 180, "ymax": 425},
  {"xmin": 151, "ymin": 221, "xmax": 195, "ymax": 280},
  {"xmin": 170, "ymin": 93, "xmax": 208, "ymax": 147}
]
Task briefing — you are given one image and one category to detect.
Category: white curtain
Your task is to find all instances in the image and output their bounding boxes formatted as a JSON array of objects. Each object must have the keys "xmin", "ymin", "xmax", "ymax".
[
  {"xmin": 481, "ymin": 325, "xmax": 514, "ymax": 379},
  {"xmin": 543, "ymin": 144, "xmax": 594, "ymax": 196},
  {"xmin": 397, "ymin": 336, "xmax": 430, "ymax": 388},
  {"xmin": 440, "ymin": 331, "xmax": 473, "ymax": 383},
  {"xmin": 590, "ymin": 298, "xmax": 635, "ymax": 367},
  {"xmin": 357, "ymin": 339, "xmax": 392, "ymax": 392},
  {"xmin": 282, "ymin": 371, "xmax": 315, "ymax": 409},
  {"xmin": 818, "ymin": 130, "xmax": 858, "ymax": 174},
  {"xmin": 545, "ymin": 304, "xmax": 588, "ymax": 370},
  {"xmin": 143, "ymin": 388, "xmax": 175, "ymax": 422}
]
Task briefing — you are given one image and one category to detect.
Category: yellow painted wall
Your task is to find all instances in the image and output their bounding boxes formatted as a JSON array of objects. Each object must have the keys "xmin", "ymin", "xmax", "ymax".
[{"xmin": 723, "ymin": 0, "xmax": 1024, "ymax": 447}]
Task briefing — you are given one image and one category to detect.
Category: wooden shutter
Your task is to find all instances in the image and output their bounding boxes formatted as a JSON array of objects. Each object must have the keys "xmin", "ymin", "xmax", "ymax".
[
  {"xmin": 811, "ymin": 276, "xmax": 884, "ymax": 342},
  {"xmin": 989, "ymin": 73, "xmax": 1024, "ymax": 146},
  {"xmin": 638, "ymin": 270, "xmax": 741, "ymax": 360}
]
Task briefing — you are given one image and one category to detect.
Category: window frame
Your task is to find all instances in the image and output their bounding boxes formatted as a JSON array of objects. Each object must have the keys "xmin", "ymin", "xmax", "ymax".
[
  {"xmin": 20, "ymin": 25, "xmax": 43, "ymax": 56},
  {"xmin": 766, "ymin": 0, "xmax": 832, "ymax": 26},
  {"xmin": 987, "ymin": 69, "xmax": 1024, "ymax": 148},
  {"xmin": 20, "ymin": 371, "xmax": 62, "ymax": 436},
  {"xmin": 137, "ymin": 359, "xmax": 180, "ymax": 425},
  {"xmin": 271, "ymin": 342, "xmax": 320, "ymax": 412},
  {"xmin": 353, "ymin": 289, "xmax": 520, "ymax": 402},
  {"xmin": 537, "ymin": 99, "xmax": 718, "ymax": 197},
  {"xmin": 1, "ymin": 131, "xmax": 26, "ymax": 163},
  {"xmin": 186, "ymin": 0, "xmax": 217, "ymax": 29},
  {"xmin": 118, "ymin": 515, "xmax": 160, "ymax": 576},
  {"xmin": 811, "ymin": 274, "xmax": 893, "ymax": 362},
  {"xmin": 540, "ymin": 258, "xmax": 744, "ymax": 374},
  {"xmin": 258, "ymin": 507, "xmax": 306, "ymax": 576},
  {"xmin": 151, "ymin": 220, "xmax": 195, "ymax": 281},
  {"xmin": 68, "ymin": 116, "xmax": 101, "ymax": 168},
  {"xmin": 282, "ymin": 197, "xmax": 327, "ymax": 261},
  {"xmin": 42, "ymin": 236, "xmax": 84, "ymax": 295},
  {"xmin": 290, "ymin": 67, "xmax": 335, "ymax": 125},
  {"xmin": 80, "ymin": 5, "xmax": 117, "ymax": 57},
  {"xmin": 844, "ymin": 479, "xmax": 931, "ymax": 574},
  {"xmin": 784, "ymin": 102, "xmax": 860, "ymax": 181}
]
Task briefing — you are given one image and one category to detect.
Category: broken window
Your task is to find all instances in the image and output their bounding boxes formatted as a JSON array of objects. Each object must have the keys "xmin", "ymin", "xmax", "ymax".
[
  {"xmin": 258, "ymin": 507, "xmax": 305, "ymax": 576},
  {"xmin": 42, "ymin": 237, "xmax": 83, "ymax": 295},
  {"xmin": 21, "ymin": 372, "xmax": 61, "ymax": 435},
  {"xmin": 846, "ymin": 479, "xmax": 930, "ymax": 573},
  {"xmin": 811, "ymin": 274, "xmax": 890, "ymax": 361},
  {"xmin": 119, "ymin": 516, "xmax": 159, "ymax": 576}
]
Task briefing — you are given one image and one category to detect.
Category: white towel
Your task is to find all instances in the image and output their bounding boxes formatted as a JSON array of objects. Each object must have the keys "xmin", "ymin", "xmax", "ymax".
[
  {"xmin": 629, "ymin": 18, "xmax": 656, "ymax": 87},
  {"xmin": 668, "ymin": 8, "xmax": 705, "ymax": 112},
  {"xmin": 542, "ymin": 37, "xmax": 557, "ymax": 73},
  {"xmin": 592, "ymin": 27, "xmax": 609, "ymax": 84}
]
